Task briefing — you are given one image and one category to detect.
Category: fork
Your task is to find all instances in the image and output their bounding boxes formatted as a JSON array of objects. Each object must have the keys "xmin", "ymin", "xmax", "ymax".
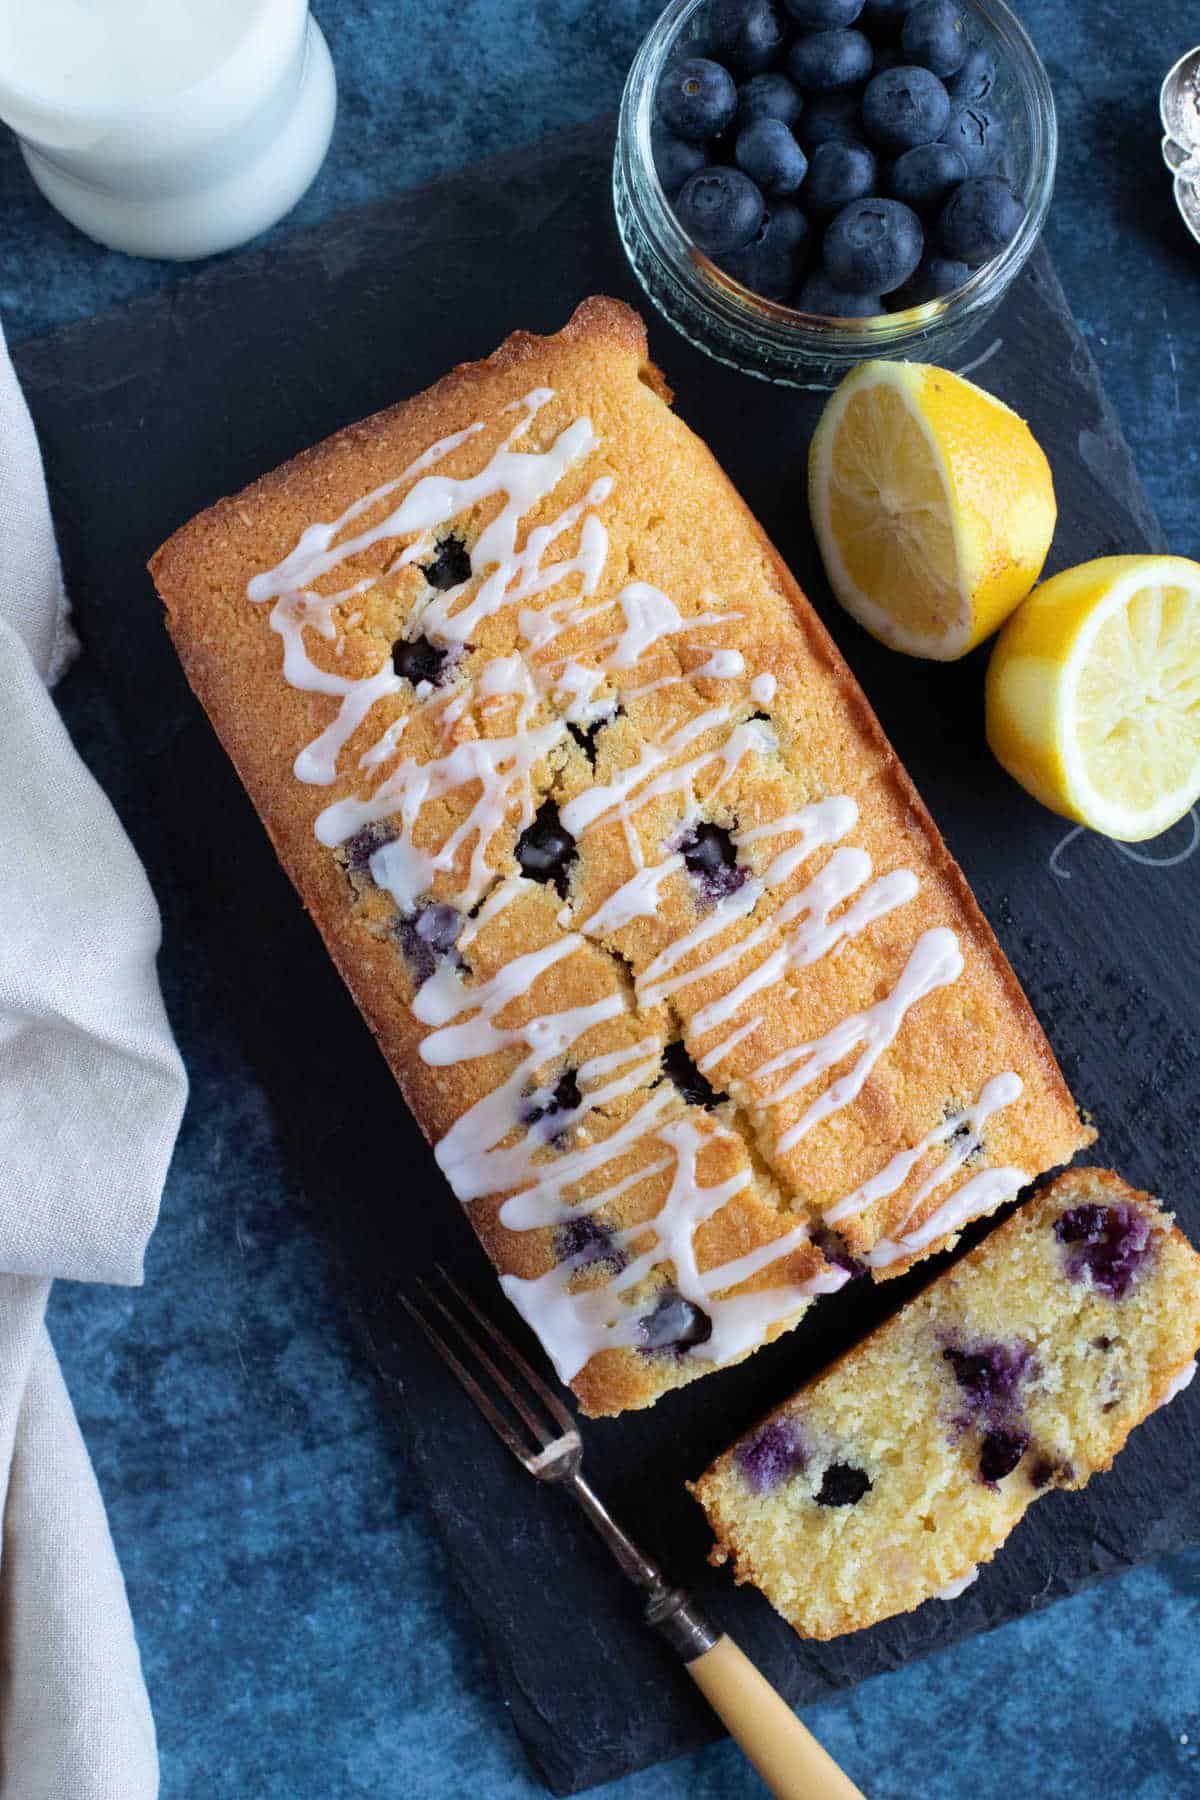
[{"xmin": 402, "ymin": 1271, "xmax": 865, "ymax": 1800}]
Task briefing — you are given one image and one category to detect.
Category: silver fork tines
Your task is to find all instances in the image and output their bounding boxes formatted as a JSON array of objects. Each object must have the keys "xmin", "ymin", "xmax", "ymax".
[{"xmin": 402, "ymin": 1267, "xmax": 582, "ymax": 1482}]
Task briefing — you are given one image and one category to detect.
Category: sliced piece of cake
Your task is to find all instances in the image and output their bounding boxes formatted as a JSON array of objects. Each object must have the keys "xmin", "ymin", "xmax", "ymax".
[{"xmin": 691, "ymin": 1167, "xmax": 1200, "ymax": 1637}]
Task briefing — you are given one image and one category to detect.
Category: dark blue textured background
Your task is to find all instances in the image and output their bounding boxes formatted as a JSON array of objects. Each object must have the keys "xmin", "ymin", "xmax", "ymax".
[{"xmin": 4, "ymin": 3, "xmax": 1198, "ymax": 1795}]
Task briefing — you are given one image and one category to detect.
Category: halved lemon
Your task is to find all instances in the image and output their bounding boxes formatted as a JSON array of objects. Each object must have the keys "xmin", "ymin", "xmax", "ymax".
[
  {"xmin": 986, "ymin": 555, "xmax": 1200, "ymax": 841},
  {"xmin": 809, "ymin": 360, "xmax": 1056, "ymax": 660}
]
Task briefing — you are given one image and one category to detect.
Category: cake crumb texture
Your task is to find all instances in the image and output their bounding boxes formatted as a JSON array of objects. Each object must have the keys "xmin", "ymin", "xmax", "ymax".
[{"xmin": 691, "ymin": 1168, "xmax": 1200, "ymax": 1637}]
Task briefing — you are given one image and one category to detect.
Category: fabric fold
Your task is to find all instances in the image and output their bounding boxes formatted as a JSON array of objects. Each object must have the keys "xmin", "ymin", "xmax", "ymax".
[{"xmin": 0, "ymin": 320, "xmax": 187, "ymax": 1798}]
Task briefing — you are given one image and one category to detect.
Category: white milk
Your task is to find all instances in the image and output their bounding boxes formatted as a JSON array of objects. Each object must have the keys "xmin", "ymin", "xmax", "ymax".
[{"xmin": 0, "ymin": 0, "xmax": 336, "ymax": 258}]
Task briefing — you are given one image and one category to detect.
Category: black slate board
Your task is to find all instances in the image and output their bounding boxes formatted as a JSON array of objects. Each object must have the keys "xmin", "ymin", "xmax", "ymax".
[{"xmin": 16, "ymin": 116, "xmax": 1198, "ymax": 1798}]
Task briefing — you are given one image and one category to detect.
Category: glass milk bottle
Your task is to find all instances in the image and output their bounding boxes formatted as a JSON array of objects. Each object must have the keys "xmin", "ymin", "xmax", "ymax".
[{"xmin": 0, "ymin": 0, "xmax": 336, "ymax": 259}]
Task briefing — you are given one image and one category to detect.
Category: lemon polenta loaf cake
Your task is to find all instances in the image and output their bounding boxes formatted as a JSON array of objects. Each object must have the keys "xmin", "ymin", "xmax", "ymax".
[
  {"xmin": 692, "ymin": 1168, "xmax": 1200, "ymax": 1638},
  {"xmin": 150, "ymin": 296, "xmax": 1091, "ymax": 1416}
]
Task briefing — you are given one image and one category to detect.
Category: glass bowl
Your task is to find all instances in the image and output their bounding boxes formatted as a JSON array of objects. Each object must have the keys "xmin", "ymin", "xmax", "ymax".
[{"xmin": 613, "ymin": 0, "xmax": 1057, "ymax": 387}]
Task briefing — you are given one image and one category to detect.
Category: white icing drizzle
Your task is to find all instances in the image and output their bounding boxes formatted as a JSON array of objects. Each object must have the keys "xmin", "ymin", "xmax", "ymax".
[
  {"xmin": 756, "ymin": 929, "xmax": 965, "ymax": 1155},
  {"xmin": 1157, "ymin": 1361, "xmax": 1197, "ymax": 1409},
  {"xmin": 499, "ymin": 1116, "xmax": 815, "ymax": 1382},
  {"xmin": 864, "ymin": 1164, "xmax": 1027, "ymax": 1267},
  {"xmin": 933, "ymin": 1568, "xmax": 979, "ymax": 1601},
  {"xmin": 750, "ymin": 672, "xmax": 777, "ymax": 706},
  {"xmin": 824, "ymin": 1073, "xmax": 1023, "ymax": 1228}
]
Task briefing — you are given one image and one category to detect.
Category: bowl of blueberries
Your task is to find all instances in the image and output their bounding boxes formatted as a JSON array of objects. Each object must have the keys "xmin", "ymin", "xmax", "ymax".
[{"xmin": 613, "ymin": 0, "xmax": 1056, "ymax": 385}]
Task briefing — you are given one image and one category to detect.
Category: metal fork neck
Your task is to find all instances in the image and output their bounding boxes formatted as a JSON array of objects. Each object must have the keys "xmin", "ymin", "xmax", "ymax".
[{"xmin": 568, "ymin": 1471, "xmax": 719, "ymax": 1662}]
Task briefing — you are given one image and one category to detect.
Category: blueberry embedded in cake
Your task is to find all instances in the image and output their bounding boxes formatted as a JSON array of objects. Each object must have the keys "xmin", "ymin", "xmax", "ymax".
[
  {"xmin": 1054, "ymin": 1201, "xmax": 1153, "ymax": 1299},
  {"xmin": 515, "ymin": 800, "xmax": 577, "ymax": 898},
  {"xmin": 638, "ymin": 1286, "xmax": 714, "ymax": 1356},
  {"xmin": 691, "ymin": 1167, "xmax": 1200, "ymax": 1638},
  {"xmin": 678, "ymin": 821, "xmax": 747, "ymax": 905},
  {"xmin": 394, "ymin": 901, "xmax": 464, "ymax": 985}
]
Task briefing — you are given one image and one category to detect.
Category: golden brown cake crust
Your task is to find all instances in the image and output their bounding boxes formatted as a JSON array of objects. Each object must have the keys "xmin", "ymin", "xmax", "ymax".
[
  {"xmin": 692, "ymin": 1166, "xmax": 1200, "ymax": 1639},
  {"xmin": 151, "ymin": 296, "xmax": 1091, "ymax": 1416}
]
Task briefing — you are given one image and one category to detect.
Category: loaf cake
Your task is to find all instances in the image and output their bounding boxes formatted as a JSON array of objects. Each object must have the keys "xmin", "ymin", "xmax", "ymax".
[
  {"xmin": 691, "ymin": 1167, "xmax": 1200, "ymax": 1638},
  {"xmin": 150, "ymin": 296, "xmax": 1091, "ymax": 1416}
]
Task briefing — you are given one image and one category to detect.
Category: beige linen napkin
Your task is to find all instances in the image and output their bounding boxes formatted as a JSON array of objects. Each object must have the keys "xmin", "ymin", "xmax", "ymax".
[{"xmin": 0, "ymin": 323, "xmax": 187, "ymax": 1799}]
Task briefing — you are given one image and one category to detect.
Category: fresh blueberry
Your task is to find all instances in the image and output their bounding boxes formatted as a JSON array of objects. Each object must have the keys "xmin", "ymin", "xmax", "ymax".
[
  {"xmin": 816, "ymin": 1462, "xmax": 872, "ymax": 1505},
  {"xmin": 803, "ymin": 139, "xmax": 878, "ymax": 214},
  {"xmin": 940, "ymin": 102, "xmax": 1006, "ymax": 174},
  {"xmin": 887, "ymin": 140, "xmax": 966, "ymax": 213},
  {"xmin": 658, "ymin": 56, "xmax": 739, "ymax": 142},
  {"xmin": 735, "ymin": 117, "xmax": 809, "ymax": 195},
  {"xmin": 939, "ymin": 174, "xmax": 1023, "ymax": 264},
  {"xmin": 947, "ymin": 46, "xmax": 997, "ymax": 104},
  {"xmin": 395, "ymin": 902, "xmax": 464, "ymax": 986},
  {"xmin": 421, "ymin": 534, "xmax": 471, "ymax": 590},
  {"xmin": 797, "ymin": 270, "xmax": 882, "ymax": 314},
  {"xmin": 515, "ymin": 799, "xmax": 577, "ymax": 896},
  {"xmin": 392, "ymin": 633, "xmax": 455, "ymax": 686},
  {"xmin": 525, "ymin": 1068, "xmax": 582, "ymax": 1126},
  {"xmin": 861, "ymin": 64, "xmax": 950, "ymax": 150},
  {"xmin": 978, "ymin": 1428, "xmax": 1029, "ymax": 1486},
  {"xmin": 900, "ymin": 0, "xmax": 968, "ymax": 76},
  {"xmin": 555, "ymin": 1215, "xmax": 627, "ymax": 1273},
  {"xmin": 638, "ymin": 1287, "xmax": 713, "ymax": 1355},
  {"xmin": 679, "ymin": 821, "xmax": 747, "ymax": 902},
  {"xmin": 783, "ymin": 0, "xmax": 865, "ymax": 24},
  {"xmin": 652, "ymin": 124, "xmax": 707, "ymax": 196},
  {"xmin": 712, "ymin": 0, "xmax": 788, "ymax": 74},
  {"xmin": 675, "ymin": 166, "xmax": 767, "ymax": 254},
  {"xmin": 788, "ymin": 28, "xmax": 873, "ymax": 91},
  {"xmin": 798, "ymin": 89, "xmax": 865, "ymax": 149},
  {"xmin": 717, "ymin": 203, "xmax": 812, "ymax": 297},
  {"xmin": 823, "ymin": 195, "xmax": 923, "ymax": 292},
  {"xmin": 342, "ymin": 821, "xmax": 397, "ymax": 875},
  {"xmin": 737, "ymin": 71, "xmax": 805, "ymax": 128},
  {"xmin": 1053, "ymin": 1202, "xmax": 1153, "ymax": 1300},
  {"xmin": 859, "ymin": 0, "xmax": 920, "ymax": 38},
  {"xmin": 662, "ymin": 1039, "xmax": 727, "ymax": 1110},
  {"xmin": 736, "ymin": 1417, "xmax": 809, "ymax": 1492},
  {"xmin": 888, "ymin": 251, "xmax": 968, "ymax": 305}
]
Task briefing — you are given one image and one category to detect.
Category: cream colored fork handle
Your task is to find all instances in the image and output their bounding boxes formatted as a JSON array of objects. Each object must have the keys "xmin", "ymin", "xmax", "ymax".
[{"xmin": 687, "ymin": 1635, "xmax": 865, "ymax": 1800}]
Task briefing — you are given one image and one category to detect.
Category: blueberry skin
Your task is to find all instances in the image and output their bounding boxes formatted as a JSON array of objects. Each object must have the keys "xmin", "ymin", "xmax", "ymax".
[
  {"xmin": 658, "ymin": 56, "xmax": 739, "ymax": 141},
  {"xmin": 737, "ymin": 71, "xmax": 804, "ymax": 128},
  {"xmin": 787, "ymin": 28, "xmax": 874, "ymax": 92},
  {"xmin": 797, "ymin": 269, "xmax": 882, "ymax": 314},
  {"xmin": 900, "ymin": 0, "xmax": 968, "ymax": 76},
  {"xmin": 675, "ymin": 165, "xmax": 767, "ymax": 253},
  {"xmin": 947, "ymin": 45, "xmax": 997, "ymax": 104},
  {"xmin": 717, "ymin": 203, "xmax": 812, "ymax": 297},
  {"xmin": 888, "ymin": 140, "xmax": 966, "ymax": 214},
  {"xmin": 735, "ymin": 117, "xmax": 809, "ymax": 194},
  {"xmin": 941, "ymin": 102, "xmax": 1007, "ymax": 175},
  {"xmin": 824, "ymin": 195, "xmax": 924, "ymax": 292},
  {"xmin": 939, "ymin": 174, "xmax": 1024, "ymax": 264},
  {"xmin": 712, "ymin": 0, "xmax": 788, "ymax": 74},
  {"xmin": 803, "ymin": 139, "xmax": 878, "ymax": 214},
  {"xmin": 861, "ymin": 64, "xmax": 951, "ymax": 150},
  {"xmin": 652, "ymin": 124, "xmax": 706, "ymax": 196},
  {"xmin": 798, "ymin": 88, "xmax": 865, "ymax": 149},
  {"xmin": 783, "ymin": 0, "xmax": 865, "ymax": 24},
  {"xmin": 888, "ymin": 250, "xmax": 968, "ymax": 305}
]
